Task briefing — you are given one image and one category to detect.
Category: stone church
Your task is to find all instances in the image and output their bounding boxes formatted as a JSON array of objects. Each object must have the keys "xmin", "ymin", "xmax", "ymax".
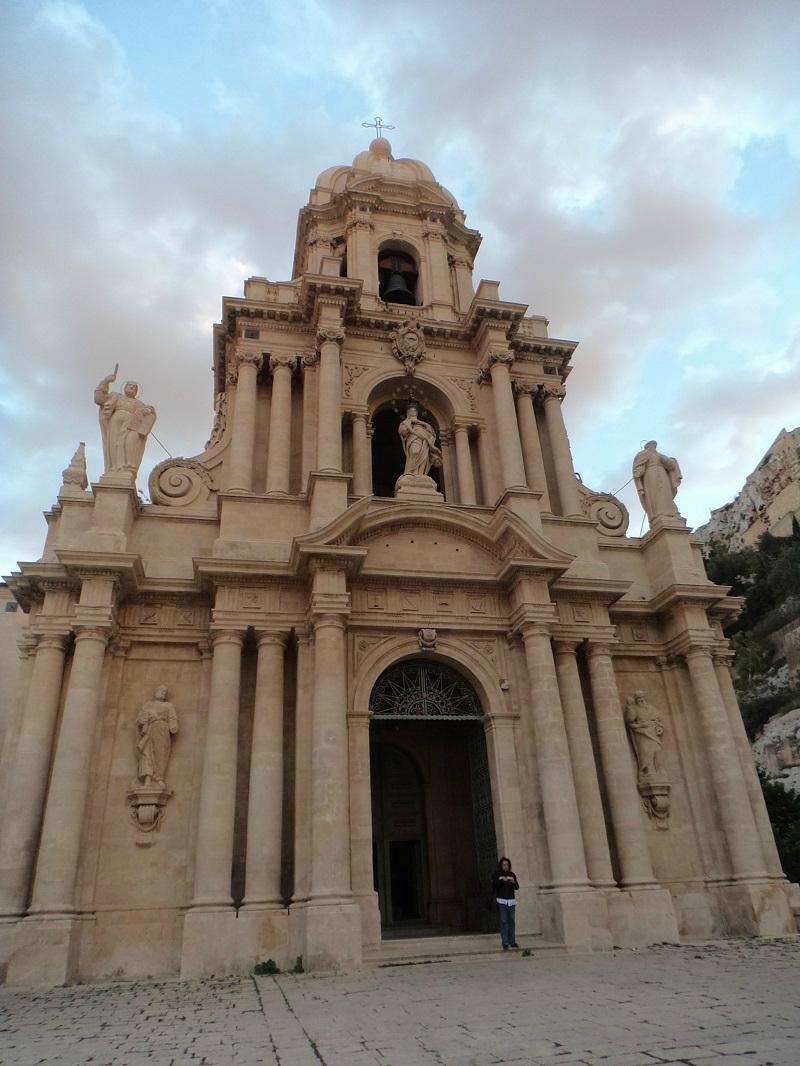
[{"xmin": 0, "ymin": 136, "xmax": 795, "ymax": 988}]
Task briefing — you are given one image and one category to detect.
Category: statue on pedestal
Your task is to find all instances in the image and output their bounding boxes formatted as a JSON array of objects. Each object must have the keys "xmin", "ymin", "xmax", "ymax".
[
  {"xmin": 128, "ymin": 684, "xmax": 178, "ymax": 836},
  {"xmin": 94, "ymin": 363, "xmax": 157, "ymax": 477},
  {"xmin": 632, "ymin": 440, "xmax": 683, "ymax": 523},
  {"xmin": 394, "ymin": 404, "xmax": 444, "ymax": 502}
]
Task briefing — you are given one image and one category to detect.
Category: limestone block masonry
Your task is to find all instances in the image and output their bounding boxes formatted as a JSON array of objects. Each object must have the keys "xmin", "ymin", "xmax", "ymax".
[{"xmin": 0, "ymin": 136, "xmax": 795, "ymax": 988}]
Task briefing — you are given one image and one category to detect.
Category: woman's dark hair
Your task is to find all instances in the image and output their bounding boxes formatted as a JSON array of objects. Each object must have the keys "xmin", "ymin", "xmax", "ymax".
[{"xmin": 497, "ymin": 856, "xmax": 512, "ymax": 869}]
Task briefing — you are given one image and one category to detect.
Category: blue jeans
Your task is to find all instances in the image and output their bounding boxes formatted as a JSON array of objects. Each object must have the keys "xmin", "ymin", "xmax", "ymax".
[{"xmin": 498, "ymin": 901, "xmax": 516, "ymax": 947}]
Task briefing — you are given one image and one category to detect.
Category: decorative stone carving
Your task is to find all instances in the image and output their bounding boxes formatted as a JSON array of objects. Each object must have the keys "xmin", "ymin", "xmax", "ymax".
[
  {"xmin": 449, "ymin": 376, "xmax": 478, "ymax": 412},
  {"xmin": 624, "ymin": 690, "xmax": 671, "ymax": 828},
  {"xmin": 302, "ymin": 349, "xmax": 320, "ymax": 369},
  {"xmin": 418, "ymin": 628, "xmax": 437, "ymax": 650},
  {"xmin": 317, "ymin": 326, "xmax": 345, "ymax": 347},
  {"xmin": 205, "ymin": 392, "xmax": 228, "ymax": 448},
  {"xmin": 577, "ymin": 480, "xmax": 630, "ymax": 537},
  {"xmin": 479, "ymin": 347, "xmax": 514, "ymax": 382},
  {"xmin": 395, "ymin": 404, "xmax": 444, "ymax": 502},
  {"xmin": 390, "ymin": 317, "xmax": 426, "ymax": 375},
  {"xmin": 343, "ymin": 363, "xmax": 369, "ymax": 397},
  {"xmin": 60, "ymin": 442, "xmax": 88, "ymax": 495},
  {"xmin": 94, "ymin": 364, "xmax": 157, "ymax": 477},
  {"xmin": 632, "ymin": 440, "xmax": 684, "ymax": 524},
  {"xmin": 148, "ymin": 458, "xmax": 214, "ymax": 507},
  {"xmin": 269, "ymin": 352, "xmax": 297, "ymax": 374},
  {"xmin": 127, "ymin": 685, "xmax": 178, "ymax": 834}
]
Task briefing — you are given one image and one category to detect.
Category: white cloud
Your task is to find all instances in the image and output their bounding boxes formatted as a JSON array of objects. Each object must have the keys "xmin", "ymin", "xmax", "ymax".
[{"xmin": 1, "ymin": 0, "xmax": 800, "ymax": 571}]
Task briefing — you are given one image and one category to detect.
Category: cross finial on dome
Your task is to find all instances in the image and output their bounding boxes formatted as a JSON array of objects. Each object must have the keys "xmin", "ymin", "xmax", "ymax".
[{"xmin": 362, "ymin": 115, "xmax": 395, "ymax": 138}]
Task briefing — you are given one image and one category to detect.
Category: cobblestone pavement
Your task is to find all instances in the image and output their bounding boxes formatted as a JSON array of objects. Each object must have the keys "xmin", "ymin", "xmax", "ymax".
[{"xmin": 1, "ymin": 939, "xmax": 799, "ymax": 1066}]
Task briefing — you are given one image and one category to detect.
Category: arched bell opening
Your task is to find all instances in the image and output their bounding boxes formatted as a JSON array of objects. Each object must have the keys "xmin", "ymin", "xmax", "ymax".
[
  {"xmin": 368, "ymin": 658, "xmax": 499, "ymax": 937},
  {"xmin": 378, "ymin": 244, "xmax": 420, "ymax": 307},
  {"xmin": 371, "ymin": 404, "xmax": 443, "ymax": 498}
]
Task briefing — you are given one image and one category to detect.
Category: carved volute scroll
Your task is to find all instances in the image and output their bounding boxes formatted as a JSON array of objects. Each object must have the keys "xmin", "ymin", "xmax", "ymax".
[{"xmin": 624, "ymin": 690, "xmax": 671, "ymax": 828}]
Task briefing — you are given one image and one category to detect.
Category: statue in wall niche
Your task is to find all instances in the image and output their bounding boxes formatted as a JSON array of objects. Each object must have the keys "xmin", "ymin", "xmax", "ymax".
[
  {"xmin": 632, "ymin": 440, "xmax": 683, "ymax": 523},
  {"xmin": 94, "ymin": 363, "xmax": 157, "ymax": 477},
  {"xmin": 624, "ymin": 690, "xmax": 671, "ymax": 829},
  {"xmin": 136, "ymin": 685, "xmax": 179, "ymax": 786},
  {"xmin": 398, "ymin": 405, "xmax": 442, "ymax": 478},
  {"xmin": 128, "ymin": 685, "xmax": 178, "ymax": 837}
]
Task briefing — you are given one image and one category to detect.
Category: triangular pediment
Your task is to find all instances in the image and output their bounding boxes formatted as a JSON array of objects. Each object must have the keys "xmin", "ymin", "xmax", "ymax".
[{"xmin": 290, "ymin": 498, "xmax": 574, "ymax": 582}]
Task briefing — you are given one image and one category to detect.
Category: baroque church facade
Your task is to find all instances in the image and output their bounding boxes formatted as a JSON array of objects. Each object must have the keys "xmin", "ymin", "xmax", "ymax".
[{"xmin": 0, "ymin": 137, "xmax": 795, "ymax": 987}]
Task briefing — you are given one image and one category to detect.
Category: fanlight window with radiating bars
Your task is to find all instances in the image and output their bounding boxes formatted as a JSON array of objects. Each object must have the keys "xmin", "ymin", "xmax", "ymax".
[{"xmin": 369, "ymin": 659, "xmax": 483, "ymax": 720}]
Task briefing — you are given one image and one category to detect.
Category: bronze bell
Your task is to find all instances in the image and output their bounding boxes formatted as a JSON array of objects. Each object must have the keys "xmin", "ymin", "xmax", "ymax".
[{"xmin": 382, "ymin": 271, "xmax": 416, "ymax": 305}]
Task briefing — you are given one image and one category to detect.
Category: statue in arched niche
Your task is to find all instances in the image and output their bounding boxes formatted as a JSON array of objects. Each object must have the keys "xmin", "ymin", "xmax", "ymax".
[{"xmin": 395, "ymin": 404, "xmax": 444, "ymax": 502}]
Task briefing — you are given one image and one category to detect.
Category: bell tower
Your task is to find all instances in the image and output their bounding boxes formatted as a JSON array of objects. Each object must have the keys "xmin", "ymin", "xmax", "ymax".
[{"xmin": 293, "ymin": 136, "xmax": 481, "ymax": 321}]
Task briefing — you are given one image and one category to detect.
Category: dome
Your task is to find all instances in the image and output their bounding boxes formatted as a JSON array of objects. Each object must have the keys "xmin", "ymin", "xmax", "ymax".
[{"xmin": 310, "ymin": 138, "xmax": 460, "ymax": 212}]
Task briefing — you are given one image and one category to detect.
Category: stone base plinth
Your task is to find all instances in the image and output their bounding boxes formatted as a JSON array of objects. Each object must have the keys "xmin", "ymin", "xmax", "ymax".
[
  {"xmin": 308, "ymin": 471, "xmax": 352, "ymax": 530},
  {"xmin": 300, "ymin": 897, "xmax": 362, "ymax": 973},
  {"xmin": 606, "ymin": 885, "xmax": 680, "ymax": 947},
  {"xmin": 716, "ymin": 880, "xmax": 795, "ymax": 937},
  {"xmin": 514, "ymin": 882, "xmax": 541, "ymax": 936},
  {"xmin": 394, "ymin": 474, "xmax": 443, "ymax": 504},
  {"xmin": 352, "ymin": 890, "xmax": 382, "ymax": 947},
  {"xmin": 0, "ymin": 916, "xmax": 19, "ymax": 979},
  {"xmin": 235, "ymin": 904, "xmax": 290, "ymax": 973},
  {"xmin": 6, "ymin": 914, "xmax": 87, "ymax": 988},
  {"xmin": 539, "ymin": 888, "xmax": 612, "ymax": 950},
  {"xmin": 180, "ymin": 906, "xmax": 241, "ymax": 979}
]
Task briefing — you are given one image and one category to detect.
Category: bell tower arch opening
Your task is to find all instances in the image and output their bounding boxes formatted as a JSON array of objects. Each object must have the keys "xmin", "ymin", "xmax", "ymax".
[
  {"xmin": 369, "ymin": 657, "xmax": 499, "ymax": 937},
  {"xmin": 378, "ymin": 243, "xmax": 420, "ymax": 306}
]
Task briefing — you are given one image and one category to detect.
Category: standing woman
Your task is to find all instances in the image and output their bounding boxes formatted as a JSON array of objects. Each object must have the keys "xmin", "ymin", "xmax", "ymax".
[{"xmin": 492, "ymin": 856, "xmax": 520, "ymax": 950}]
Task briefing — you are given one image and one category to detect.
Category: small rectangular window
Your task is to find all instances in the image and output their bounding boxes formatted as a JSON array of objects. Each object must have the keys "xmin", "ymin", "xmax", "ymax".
[
  {"xmin": 244, "ymin": 328, "xmax": 260, "ymax": 340},
  {"xmin": 4, "ymin": 602, "xmax": 18, "ymax": 612}
]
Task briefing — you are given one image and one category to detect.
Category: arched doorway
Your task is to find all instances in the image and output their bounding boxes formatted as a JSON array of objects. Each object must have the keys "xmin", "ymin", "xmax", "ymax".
[{"xmin": 369, "ymin": 659, "xmax": 498, "ymax": 937}]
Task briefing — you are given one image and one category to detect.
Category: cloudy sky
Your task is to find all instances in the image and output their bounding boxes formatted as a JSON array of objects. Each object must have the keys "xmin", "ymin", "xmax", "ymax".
[{"xmin": 1, "ymin": 0, "xmax": 799, "ymax": 575}]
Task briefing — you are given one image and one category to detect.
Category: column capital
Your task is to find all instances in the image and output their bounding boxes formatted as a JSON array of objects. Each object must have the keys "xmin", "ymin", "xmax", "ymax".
[
  {"xmin": 685, "ymin": 643, "xmax": 714, "ymax": 664},
  {"xmin": 540, "ymin": 383, "xmax": 566, "ymax": 403},
  {"xmin": 32, "ymin": 632, "xmax": 70, "ymax": 653},
  {"xmin": 452, "ymin": 416, "xmax": 476, "ymax": 433},
  {"xmin": 316, "ymin": 326, "xmax": 345, "ymax": 348},
  {"xmin": 479, "ymin": 346, "xmax": 515, "ymax": 381},
  {"xmin": 302, "ymin": 349, "xmax": 320, "ymax": 370},
  {"xmin": 552, "ymin": 637, "xmax": 581, "ymax": 657},
  {"xmin": 268, "ymin": 352, "xmax": 297, "ymax": 374},
  {"xmin": 72, "ymin": 624, "xmax": 111, "ymax": 645},
  {"xmin": 712, "ymin": 648, "xmax": 734, "ymax": 668},
  {"xmin": 512, "ymin": 379, "xmax": 538, "ymax": 398},
  {"xmin": 211, "ymin": 628, "xmax": 245, "ymax": 648},
  {"xmin": 519, "ymin": 620, "xmax": 552, "ymax": 641},
  {"xmin": 585, "ymin": 640, "xmax": 616, "ymax": 660},
  {"xmin": 254, "ymin": 629, "xmax": 289, "ymax": 649}
]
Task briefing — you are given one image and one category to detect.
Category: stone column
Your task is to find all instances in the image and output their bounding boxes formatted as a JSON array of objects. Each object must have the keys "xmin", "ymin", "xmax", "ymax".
[
  {"xmin": 477, "ymin": 425, "xmax": 498, "ymax": 506},
  {"xmin": 439, "ymin": 429, "xmax": 456, "ymax": 502},
  {"xmin": 514, "ymin": 383, "xmax": 551, "ymax": 511},
  {"xmin": 0, "ymin": 634, "xmax": 68, "ymax": 917},
  {"xmin": 541, "ymin": 384, "xmax": 582, "ymax": 517},
  {"xmin": 309, "ymin": 613, "xmax": 351, "ymax": 897},
  {"xmin": 351, "ymin": 412, "xmax": 372, "ymax": 497},
  {"xmin": 191, "ymin": 630, "xmax": 244, "ymax": 906},
  {"xmin": 300, "ymin": 352, "xmax": 319, "ymax": 493},
  {"xmin": 585, "ymin": 642, "xmax": 656, "ymax": 887},
  {"xmin": 713, "ymin": 652, "xmax": 783, "ymax": 878},
  {"xmin": 453, "ymin": 422, "xmax": 477, "ymax": 505},
  {"xmin": 243, "ymin": 632, "xmax": 287, "ymax": 906},
  {"xmin": 292, "ymin": 631, "xmax": 314, "ymax": 904},
  {"xmin": 226, "ymin": 350, "xmax": 263, "ymax": 493},
  {"xmin": 265, "ymin": 354, "xmax": 296, "ymax": 496},
  {"xmin": 519, "ymin": 624, "xmax": 589, "ymax": 888},
  {"xmin": 316, "ymin": 328, "xmax": 344, "ymax": 472},
  {"xmin": 685, "ymin": 646, "xmax": 767, "ymax": 879},
  {"xmin": 483, "ymin": 350, "xmax": 527, "ymax": 492},
  {"xmin": 27, "ymin": 626, "xmax": 110, "ymax": 915},
  {"xmin": 348, "ymin": 714, "xmax": 380, "ymax": 943},
  {"xmin": 451, "ymin": 252, "xmax": 474, "ymax": 312},
  {"xmin": 553, "ymin": 640, "xmax": 615, "ymax": 887}
]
